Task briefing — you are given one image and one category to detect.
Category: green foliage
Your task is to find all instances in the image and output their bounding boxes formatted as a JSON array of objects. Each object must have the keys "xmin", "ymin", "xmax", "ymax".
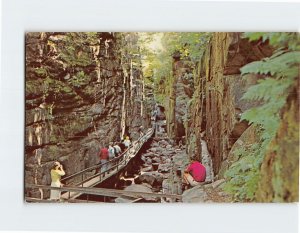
[
  {"xmin": 224, "ymin": 141, "xmax": 266, "ymax": 201},
  {"xmin": 224, "ymin": 32, "xmax": 299, "ymax": 201},
  {"xmin": 57, "ymin": 32, "xmax": 97, "ymax": 67},
  {"xmin": 43, "ymin": 77, "xmax": 73, "ymax": 98},
  {"xmin": 68, "ymin": 71, "xmax": 90, "ymax": 88},
  {"xmin": 139, "ymin": 32, "xmax": 212, "ymax": 105},
  {"xmin": 240, "ymin": 33, "xmax": 299, "ymax": 139},
  {"xmin": 35, "ymin": 32, "xmax": 101, "ymax": 102},
  {"xmin": 161, "ymin": 32, "xmax": 212, "ymax": 62},
  {"xmin": 154, "ymin": 93, "xmax": 167, "ymax": 105},
  {"xmin": 241, "ymin": 77, "xmax": 295, "ymax": 140},
  {"xmin": 243, "ymin": 32, "xmax": 300, "ymax": 50},
  {"xmin": 35, "ymin": 67, "xmax": 48, "ymax": 77},
  {"xmin": 241, "ymin": 51, "xmax": 300, "ymax": 77}
]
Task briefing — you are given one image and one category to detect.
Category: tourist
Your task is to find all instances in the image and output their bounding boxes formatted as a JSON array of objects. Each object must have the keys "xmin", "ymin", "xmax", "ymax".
[
  {"xmin": 99, "ymin": 146, "xmax": 109, "ymax": 173},
  {"xmin": 108, "ymin": 143, "xmax": 116, "ymax": 169},
  {"xmin": 139, "ymin": 126, "xmax": 144, "ymax": 138},
  {"xmin": 118, "ymin": 141, "xmax": 126, "ymax": 152},
  {"xmin": 123, "ymin": 136, "xmax": 131, "ymax": 148},
  {"xmin": 182, "ymin": 156, "xmax": 206, "ymax": 189},
  {"xmin": 113, "ymin": 143, "xmax": 122, "ymax": 156},
  {"xmin": 108, "ymin": 143, "xmax": 115, "ymax": 160},
  {"xmin": 50, "ymin": 161, "xmax": 65, "ymax": 201}
]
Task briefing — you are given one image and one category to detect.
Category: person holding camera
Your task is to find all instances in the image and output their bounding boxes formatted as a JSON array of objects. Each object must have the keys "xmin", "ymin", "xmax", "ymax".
[{"xmin": 50, "ymin": 161, "xmax": 65, "ymax": 201}]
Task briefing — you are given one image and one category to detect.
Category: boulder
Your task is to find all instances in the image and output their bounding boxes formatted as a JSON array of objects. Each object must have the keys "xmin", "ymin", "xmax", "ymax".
[
  {"xmin": 158, "ymin": 163, "xmax": 171, "ymax": 173},
  {"xmin": 145, "ymin": 158, "xmax": 152, "ymax": 165},
  {"xmin": 211, "ymin": 179, "xmax": 226, "ymax": 189},
  {"xmin": 151, "ymin": 142, "xmax": 160, "ymax": 147},
  {"xmin": 152, "ymin": 163, "xmax": 159, "ymax": 171},
  {"xmin": 148, "ymin": 147, "xmax": 157, "ymax": 153},
  {"xmin": 166, "ymin": 145, "xmax": 172, "ymax": 150},
  {"xmin": 135, "ymin": 171, "xmax": 164, "ymax": 187},
  {"xmin": 159, "ymin": 140, "xmax": 169, "ymax": 147},
  {"xmin": 182, "ymin": 185, "xmax": 209, "ymax": 203},
  {"xmin": 152, "ymin": 157, "xmax": 161, "ymax": 163},
  {"xmin": 143, "ymin": 152, "xmax": 155, "ymax": 158},
  {"xmin": 161, "ymin": 150, "xmax": 175, "ymax": 157},
  {"xmin": 165, "ymin": 158, "xmax": 172, "ymax": 164},
  {"xmin": 141, "ymin": 166, "xmax": 153, "ymax": 172},
  {"xmin": 117, "ymin": 178, "xmax": 133, "ymax": 188},
  {"xmin": 115, "ymin": 184, "xmax": 155, "ymax": 203},
  {"xmin": 141, "ymin": 155, "xmax": 146, "ymax": 162}
]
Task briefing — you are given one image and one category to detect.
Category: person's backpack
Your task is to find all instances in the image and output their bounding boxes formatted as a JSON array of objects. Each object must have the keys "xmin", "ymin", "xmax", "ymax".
[{"xmin": 113, "ymin": 146, "xmax": 117, "ymax": 155}]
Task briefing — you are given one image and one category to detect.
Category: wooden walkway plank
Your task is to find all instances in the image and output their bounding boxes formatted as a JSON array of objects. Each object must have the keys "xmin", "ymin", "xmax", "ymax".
[
  {"xmin": 26, "ymin": 184, "xmax": 182, "ymax": 201},
  {"xmin": 59, "ymin": 128, "xmax": 155, "ymax": 200},
  {"xmin": 26, "ymin": 127, "xmax": 179, "ymax": 203}
]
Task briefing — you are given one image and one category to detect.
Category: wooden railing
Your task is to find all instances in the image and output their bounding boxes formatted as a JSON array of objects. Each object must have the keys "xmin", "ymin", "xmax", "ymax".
[
  {"xmin": 26, "ymin": 127, "xmax": 155, "ymax": 202},
  {"xmin": 25, "ymin": 184, "xmax": 182, "ymax": 203},
  {"xmin": 61, "ymin": 127, "xmax": 154, "ymax": 186}
]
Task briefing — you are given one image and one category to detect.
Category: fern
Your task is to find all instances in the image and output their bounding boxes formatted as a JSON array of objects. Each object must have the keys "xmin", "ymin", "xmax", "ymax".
[
  {"xmin": 241, "ymin": 76, "xmax": 295, "ymax": 138},
  {"xmin": 224, "ymin": 141, "xmax": 265, "ymax": 201},
  {"xmin": 224, "ymin": 32, "xmax": 299, "ymax": 202},
  {"xmin": 243, "ymin": 32, "xmax": 300, "ymax": 50},
  {"xmin": 241, "ymin": 51, "xmax": 300, "ymax": 77}
]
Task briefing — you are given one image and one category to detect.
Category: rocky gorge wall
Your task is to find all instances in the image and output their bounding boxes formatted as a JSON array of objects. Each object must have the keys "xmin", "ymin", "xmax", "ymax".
[
  {"xmin": 160, "ymin": 32, "xmax": 298, "ymax": 202},
  {"xmin": 25, "ymin": 32, "xmax": 151, "ymax": 198},
  {"xmin": 165, "ymin": 56, "xmax": 194, "ymax": 143},
  {"xmin": 256, "ymin": 78, "xmax": 299, "ymax": 202},
  {"xmin": 162, "ymin": 32, "xmax": 273, "ymax": 174},
  {"xmin": 191, "ymin": 33, "xmax": 273, "ymax": 175}
]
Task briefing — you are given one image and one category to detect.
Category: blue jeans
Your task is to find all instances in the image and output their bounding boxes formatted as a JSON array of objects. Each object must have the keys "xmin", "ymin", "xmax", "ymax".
[{"xmin": 100, "ymin": 159, "xmax": 108, "ymax": 173}]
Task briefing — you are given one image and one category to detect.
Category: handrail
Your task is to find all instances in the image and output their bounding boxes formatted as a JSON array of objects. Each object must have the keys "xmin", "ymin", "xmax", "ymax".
[
  {"xmin": 25, "ymin": 197, "xmax": 98, "ymax": 203},
  {"xmin": 26, "ymin": 184, "xmax": 182, "ymax": 201},
  {"xmin": 25, "ymin": 123, "xmax": 158, "ymax": 202},
  {"xmin": 61, "ymin": 147, "xmax": 130, "ymax": 183},
  {"xmin": 60, "ymin": 127, "xmax": 154, "ymax": 186}
]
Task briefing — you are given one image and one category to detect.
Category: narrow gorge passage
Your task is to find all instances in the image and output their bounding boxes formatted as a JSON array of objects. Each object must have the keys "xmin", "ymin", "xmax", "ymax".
[
  {"xmin": 78, "ymin": 116, "xmax": 227, "ymax": 203},
  {"xmin": 25, "ymin": 32, "xmax": 299, "ymax": 203}
]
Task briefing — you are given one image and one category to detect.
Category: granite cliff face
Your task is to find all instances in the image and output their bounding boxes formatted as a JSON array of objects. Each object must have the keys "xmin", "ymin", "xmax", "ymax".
[
  {"xmin": 165, "ymin": 56, "xmax": 194, "ymax": 144},
  {"xmin": 192, "ymin": 33, "xmax": 273, "ymax": 175},
  {"xmin": 162, "ymin": 33, "xmax": 272, "ymax": 174},
  {"xmin": 159, "ymin": 32, "xmax": 298, "ymax": 201},
  {"xmin": 25, "ymin": 32, "xmax": 152, "ymax": 198}
]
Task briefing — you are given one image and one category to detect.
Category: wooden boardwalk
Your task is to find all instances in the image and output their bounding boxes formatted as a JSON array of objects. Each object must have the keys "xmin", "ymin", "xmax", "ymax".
[
  {"xmin": 25, "ymin": 184, "xmax": 182, "ymax": 202},
  {"xmin": 25, "ymin": 127, "xmax": 178, "ymax": 202},
  {"xmin": 60, "ymin": 127, "xmax": 154, "ymax": 199},
  {"xmin": 25, "ymin": 185, "xmax": 181, "ymax": 202}
]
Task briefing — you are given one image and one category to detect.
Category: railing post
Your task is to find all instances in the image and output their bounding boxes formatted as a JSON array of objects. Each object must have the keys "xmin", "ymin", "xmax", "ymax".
[
  {"xmin": 44, "ymin": 127, "xmax": 153, "ymax": 195},
  {"xmin": 116, "ymin": 158, "xmax": 118, "ymax": 172}
]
